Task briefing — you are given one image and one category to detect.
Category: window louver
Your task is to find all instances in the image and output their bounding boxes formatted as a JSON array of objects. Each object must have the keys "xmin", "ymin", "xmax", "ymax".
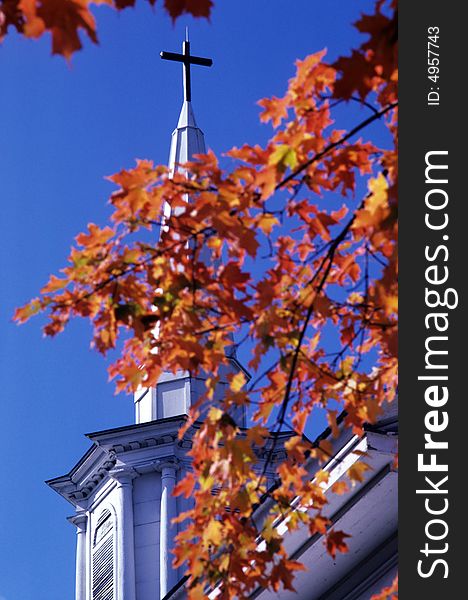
[{"xmin": 93, "ymin": 513, "xmax": 114, "ymax": 600}]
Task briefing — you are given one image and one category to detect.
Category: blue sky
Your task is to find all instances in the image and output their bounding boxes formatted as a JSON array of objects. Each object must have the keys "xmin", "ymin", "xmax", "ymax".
[{"xmin": 0, "ymin": 1, "xmax": 378, "ymax": 597}]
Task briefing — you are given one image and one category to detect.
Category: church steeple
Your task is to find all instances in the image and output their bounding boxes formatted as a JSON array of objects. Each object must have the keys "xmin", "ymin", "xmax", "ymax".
[{"xmin": 134, "ymin": 36, "xmax": 249, "ymax": 428}]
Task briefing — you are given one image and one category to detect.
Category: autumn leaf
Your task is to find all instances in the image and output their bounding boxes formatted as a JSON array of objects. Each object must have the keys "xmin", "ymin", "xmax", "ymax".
[
  {"xmin": 174, "ymin": 472, "xmax": 197, "ymax": 498},
  {"xmin": 258, "ymin": 95, "xmax": 289, "ymax": 127},
  {"xmin": 164, "ymin": 0, "xmax": 213, "ymax": 22},
  {"xmin": 4, "ymin": 0, "xmax": 213, "ymax": 57},
  {"xmin": 203, "ymin": 519, "xmax": 223, "ymax": 546},
  {"xmin": 40, "ymin": 274, "xmax": 68, "ymax": 294},
  {"xmin": 354, "ymin": 174, "xmax": 390, "ymax": 230},
  {"xmin": 333, "ymin": 3, "xmax": 397, "ymax": 102},
  {"xmin": 258, "ymin": 213, "xmax": 279, "ymax": 235},
  {"xmin": 269, "ymin": 144, "xmax": 298, "ymax": 172},
  {"xmin": 326, "ymin": 529, "xmax": 351, "ymax": 559},
  {"xmin": 13, "ymin": 298, "xmax": 43, "ymax": 323},
  {"xmin": 326, "ymin": 409, "xmax": 340, "ymax": 438},
  {"xmin": 75, "ymin": 223, "xmax": 114, "ymax": 248},
  {"xmin": 309, "ymin": 514, "xmax": 330, "ymax": 535},
  {"xmin": 20, "ymin": 0, "xmax": 98, "ymax": 59},
  {"xmin": 271, "ymin": 559, "xmax": 306, "ymax": 592},
  {"xmin": 347, "ymin": 461, "xmax": 371, "ymax": 484},
  {"xmin": 314, "ymin": 469, "xmax": 329, "ymax": 486},
  {"xmin": 331, "ymin": 481, "xmax": 349, "ymax": 495}
]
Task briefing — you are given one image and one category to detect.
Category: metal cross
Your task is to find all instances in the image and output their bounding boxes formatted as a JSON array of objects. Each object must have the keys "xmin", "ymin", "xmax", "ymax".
[{"xmin": 160, "ymin": 29, "xmax": 213, "ymax": 103}]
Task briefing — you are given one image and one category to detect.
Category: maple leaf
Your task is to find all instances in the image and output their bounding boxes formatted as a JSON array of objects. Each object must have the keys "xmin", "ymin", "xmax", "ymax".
[
  {"xmin": 347, "ymin": 461, "xmax": 371, "ymax": 484},
  {"xmin": 258, "ymin": 95, "xmax": 289, "ymax": 128},
  {"xmin": 257, "ymin": 213, "xmax": 279, "ymax": 235},
  {"xmin": 269, "ymin": 144, "xmax": 298, "ymax": 172},
  {"xmin": 13, "ymin": 298, "xmax": 43, "ymax": 323},
  {"xmin": 332, "ymin": 2, "xmax": 397, "ymax": 103},
  {"xmin": 325, "ymin": 529, "xmax": 351, "ymax": 559},
  {"xmin": 309, "ymin": 515, "xmax": 330, "ymax": 535},
  {"xmin": 164, "ymin": 0, "xmax": 213, "ymax": 22},
  {"xmin": 75, "ymin": 223, "xmax": 114, "ymax": 248},
  {"xmin": 271, "ymin": 559, "xmax": 306, "ymax": 592},
  {"xmin": 1, "ymin": 0, "xmax": 26, "ymax": 38},
  {"xmin": 40, "ymin": 274, "xmax": 68, "ymax": 294},
  {"xmin": 331, "ymin": 481, "xmax": 349, "ymax": 495},
  {"xmin": 230, "ymin": 371, "xmax": 246, "ymax": 393},
  {"xmin": 174, "ymin": 472, "xmax": 197, "ymax": 498},
  {"xmin": 20, "ymin": 0, "xmax": 99, "ymax": 59},
  {"xmin": 203, "ymin": 519, "xmax": 223, "ymax": 546},
  {"xmin": 326, "ymin": 409, "xmax": 340, "ymax": 438}
]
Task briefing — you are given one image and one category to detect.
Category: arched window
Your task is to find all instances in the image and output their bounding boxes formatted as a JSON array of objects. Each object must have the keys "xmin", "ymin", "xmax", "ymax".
[{"xmin": 92, "ymin": 509, "xmax": 114, "ymax": 600}]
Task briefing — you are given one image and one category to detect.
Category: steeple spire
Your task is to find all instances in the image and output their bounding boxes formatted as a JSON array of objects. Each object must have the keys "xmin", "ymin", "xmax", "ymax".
[{"xmin": 160, "ymin": 35, "xmax": 213, "ymax": 176}]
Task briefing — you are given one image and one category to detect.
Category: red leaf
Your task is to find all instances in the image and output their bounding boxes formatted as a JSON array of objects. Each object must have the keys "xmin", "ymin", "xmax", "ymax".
[
  {"xmin": 326, "ymin": 530, "xmax": 351, "ymax": 559},
  {"xmin": 164, "ymin": 0, "xmax": 213, "ymax": 21}
]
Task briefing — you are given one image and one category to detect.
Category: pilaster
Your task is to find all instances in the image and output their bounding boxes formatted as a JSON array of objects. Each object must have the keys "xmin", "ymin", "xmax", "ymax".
[
  {"xmin": 155, "ymin": 458, "xmax": 181, "ymax": 598},
  {"xmin": 109, "ymin": 466, "xmax": 139, "ymax": 600},
  {"xmin": 68, "ymin": 511, "xmax": 88, "ymax": 600}
]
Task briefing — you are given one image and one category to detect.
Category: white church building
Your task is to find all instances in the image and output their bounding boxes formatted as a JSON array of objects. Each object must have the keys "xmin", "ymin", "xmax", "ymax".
[{"xmin": 47, "ymin": 37, "xmax": 398, "ymax": 600}]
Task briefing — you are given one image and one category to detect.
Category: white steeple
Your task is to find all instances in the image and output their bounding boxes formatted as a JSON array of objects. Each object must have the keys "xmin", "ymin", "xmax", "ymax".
[{"xmin": 134, "ymin": 38, "xmax": 247, "ymax": 428}]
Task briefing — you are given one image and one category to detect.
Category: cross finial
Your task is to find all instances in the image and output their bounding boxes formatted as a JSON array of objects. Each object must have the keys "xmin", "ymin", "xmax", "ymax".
[{"xmin": 160, "ymin": 35, "xmax": 213, "ymax": 103}]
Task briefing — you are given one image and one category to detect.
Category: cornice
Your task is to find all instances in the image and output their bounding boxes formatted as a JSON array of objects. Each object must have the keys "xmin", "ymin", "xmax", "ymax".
[{"xmin": 47, "ymin": 448, "xmax": 118, "ymax": 506}]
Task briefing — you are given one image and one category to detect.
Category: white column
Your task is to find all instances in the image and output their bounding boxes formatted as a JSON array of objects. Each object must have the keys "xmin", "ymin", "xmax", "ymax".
[
  {"xmin": 68, "ymin": 512, "xmax": 88, "ymax": 600},
  {"xmin": 156, "ymin": 458, "xmax": 180, "ymax": 598},
  {"xmin": 110, "ymin": 467, "xmax": 138, "ymax": 600}
]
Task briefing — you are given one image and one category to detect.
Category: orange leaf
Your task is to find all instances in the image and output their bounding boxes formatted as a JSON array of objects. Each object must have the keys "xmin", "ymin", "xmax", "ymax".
[
  {"xmin": 40, "ymin": 274, "xmax": 68, "ymax": 294},
  {"xmin": 331, "ymin": 481, "xmax": 349, "ymax": 495},
  {"xmin": 347, "ymin": 461, "xmax": 371, "ymax": 484},
  {"xmin": 326, "ymin": 529, "xmax": 350, "ymax": 559},
  {"xmin": 20, "ymin": 0, "xmax": 98, "ymax": 59},
  {"xmin": 309, "ymin": 515, "xmax": 330, "ymax": 535},
  {"xmin": 258, "ymin": 95, "xmax": 289, "ymax": 127},
  {"xmin": 174, "ymin": 473, "xmax": 197, "ymax": 498},
  {"xmin": 75, "ymin": 223, "xmax": 114, "ymax": 248},
  {"xmin": 13, "ymin": 298, "xmax": 43, "ymax": 323}
]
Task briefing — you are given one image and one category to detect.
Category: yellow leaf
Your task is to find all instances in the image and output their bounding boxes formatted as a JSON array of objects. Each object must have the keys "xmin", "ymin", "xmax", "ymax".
[
  {"xmin": 230, "ymin": 371, "xmax": 246, "ymax": 392},
  {"xmin": 258, "ymin": 213, "xmax": 279, "ymax": 235},
  {"xmin": 354, "ymin": 174, "xmax": 389, "ymax": 229},
  {"xmin": 208, "ymin": 407, "xmax": 223, "ymax": 422},
  {"xmin": 315, "ymin": 469, "xmax": 330, "ymax": 485},
  {"xmin": 203, "ymin": 520, "xmax": 223, "ymax": 546},
  {"xmin": 347, "ymin": 461, "xmax": 371, "ymax": 484},
  {"xmin": 269, "ymin": 144, "xmax": 298, "ymax": 170}
]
